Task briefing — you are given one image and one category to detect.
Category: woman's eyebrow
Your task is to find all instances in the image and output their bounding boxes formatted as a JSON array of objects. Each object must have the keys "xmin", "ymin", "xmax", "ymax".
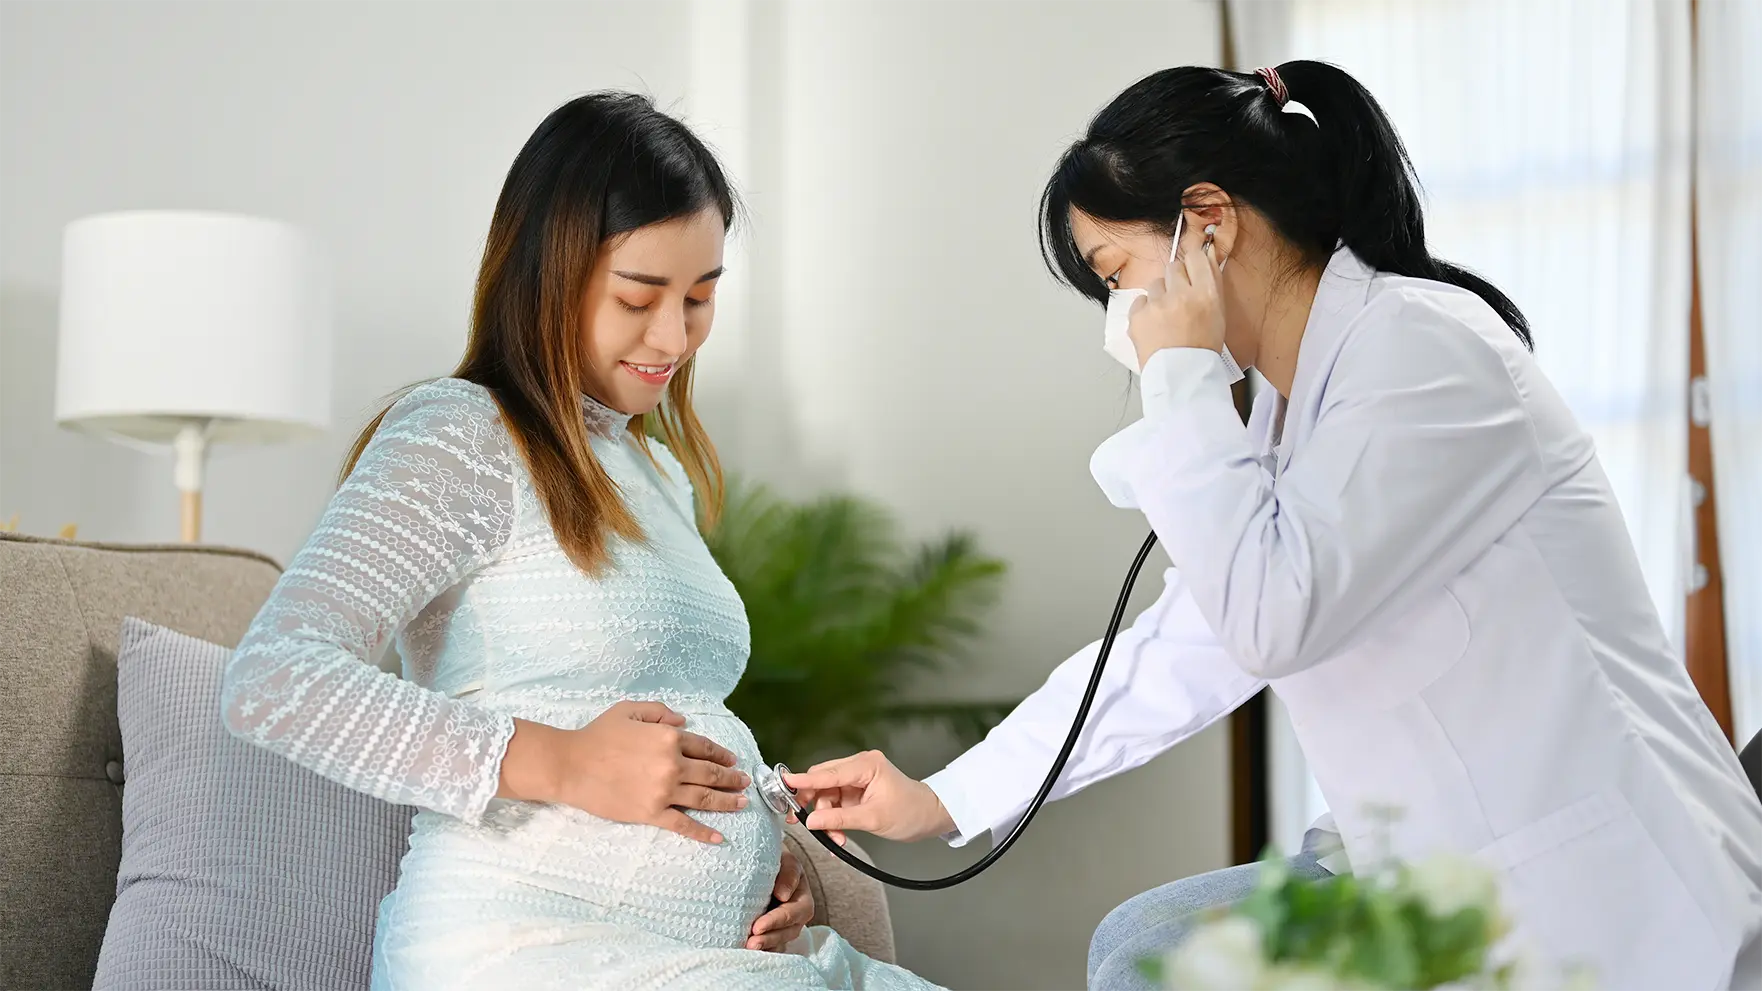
[{"xmin": 612, "ymin": 266, "xmax": 726, "ymax": 287}]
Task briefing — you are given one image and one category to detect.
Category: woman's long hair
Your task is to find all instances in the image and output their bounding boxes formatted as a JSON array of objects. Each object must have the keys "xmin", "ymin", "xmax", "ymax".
[{"xmin": 342, "ymin": 91, "xmax": 735, "ymax": 573}]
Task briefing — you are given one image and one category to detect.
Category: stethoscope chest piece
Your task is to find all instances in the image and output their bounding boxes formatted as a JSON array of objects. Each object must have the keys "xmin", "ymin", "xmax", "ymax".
[{"xmin": 756, "ymin": 762, "xmax": 805, "ymax": 819}]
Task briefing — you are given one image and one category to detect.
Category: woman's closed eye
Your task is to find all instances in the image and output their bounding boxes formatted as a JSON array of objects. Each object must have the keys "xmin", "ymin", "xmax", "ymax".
[
  {"xmin": 1103, "ymin": 268, "xmax": 1123, "ymax": 291},
  {"xmin": 616, "ymin": 295, "xmax": 712, "ymax": 314}
]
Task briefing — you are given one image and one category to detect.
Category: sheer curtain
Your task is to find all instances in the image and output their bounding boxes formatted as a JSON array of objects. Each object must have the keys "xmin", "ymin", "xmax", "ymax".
[
  {"xmin": 1697, "ymin": 0, "xmax": 1762, "ymax": 744},
  {"xmin": 1231, "ymin": 0, "xmax": 1695, "ymax": 856}
]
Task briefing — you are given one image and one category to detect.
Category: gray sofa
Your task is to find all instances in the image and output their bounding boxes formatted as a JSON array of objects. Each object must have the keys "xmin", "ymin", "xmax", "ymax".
[{"xmin": 0, "ymin": 531, "xmax": 895, "ymax": 990}]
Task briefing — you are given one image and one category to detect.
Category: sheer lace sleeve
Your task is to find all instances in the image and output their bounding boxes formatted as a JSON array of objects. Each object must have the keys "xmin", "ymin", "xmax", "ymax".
[{"xmin": 221, "ymin": 379, "xmax": 519, "ymax": 822}]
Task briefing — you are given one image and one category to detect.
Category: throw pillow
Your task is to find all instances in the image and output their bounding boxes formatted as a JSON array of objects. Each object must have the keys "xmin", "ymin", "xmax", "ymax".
[{"xmin": 93, "ymin": 618, "xmax": 412, "ymax": 990}]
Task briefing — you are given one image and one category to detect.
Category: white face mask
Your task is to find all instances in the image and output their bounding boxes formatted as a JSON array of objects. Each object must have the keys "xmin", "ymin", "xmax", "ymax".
[{"xmin": 1101, "ymin": 214, "xmax": 1246, "ymax": 384}]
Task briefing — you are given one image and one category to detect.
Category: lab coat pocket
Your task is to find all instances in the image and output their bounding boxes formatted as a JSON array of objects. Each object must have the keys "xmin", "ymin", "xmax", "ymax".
[
  {"xmin": 1478, "ymin": 791, "xmax": 1730, "ymax": 990},
  {"xmin": 1280, "ymin": 588, "xmax": 1471, "ymax": 717}
]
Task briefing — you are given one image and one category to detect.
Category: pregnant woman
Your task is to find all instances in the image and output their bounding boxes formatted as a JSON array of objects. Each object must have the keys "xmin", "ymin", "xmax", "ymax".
[{"xmin": 221, "ymin": 92, "xmax": 941, "ymax": 991}]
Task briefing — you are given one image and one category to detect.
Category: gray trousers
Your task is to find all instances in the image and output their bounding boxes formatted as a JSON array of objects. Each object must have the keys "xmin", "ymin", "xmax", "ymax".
[{"xmin": 1086, "ymin": 840, "xmax": 1333, "ymax": 991}]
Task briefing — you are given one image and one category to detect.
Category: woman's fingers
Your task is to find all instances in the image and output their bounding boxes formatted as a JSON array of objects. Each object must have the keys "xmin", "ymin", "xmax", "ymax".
[
  {"xmin": 749, "ymin": 850, "xmax": 811, "ymax": 951},
  {"xmin": 619, "ymin": 701, "xmax": 686, "ymax": 726},
  {"xmin": 672, "ymin": 783, "xmax": 748, "ymax": 813},
  {"xmin": 1166, "ymin": 251, "xmax": 1192, "ymax": 290},
  {"xmin": 678, "ymin": 758, "xmax": 751, "ymax": 792},
  {"xmin": 746, "ymin": 910, "xmax": 806, "ymax": 951},
  {"xmin": 1183, "ymin": 227, "xmax": 1220, "ymax": 292},
  {"xmin": 674, "ymin": 730, "xmax": 738, "ymax": 767},
  {"xmin": 746, "ymin": 925, "xmax": 798, "ymax": 952},
  {"xmin": 774, "ymin": 849, "xmax": 802, "ymax": 901},
  {"xmin": 654, "ymin": 808, "xmax": 723, "ymax": 844}
]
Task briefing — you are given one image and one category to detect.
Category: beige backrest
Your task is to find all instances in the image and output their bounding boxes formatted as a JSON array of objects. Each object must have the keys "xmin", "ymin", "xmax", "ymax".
[{"xmin": 0, "ymin": 532, "xmax": 281, "ymax": 990}]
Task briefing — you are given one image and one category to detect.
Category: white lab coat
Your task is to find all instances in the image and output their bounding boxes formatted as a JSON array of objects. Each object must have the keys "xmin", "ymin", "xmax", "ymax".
[{"xmin": 924, "ymin": 247, "xmax": 1762, "ymax": 989}]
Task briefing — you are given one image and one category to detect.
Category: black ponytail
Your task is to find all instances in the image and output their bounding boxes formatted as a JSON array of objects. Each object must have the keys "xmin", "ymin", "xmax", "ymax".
[{"xmin": 1041, "ymin": 61, "xmax": 1532, "ymax": 349}]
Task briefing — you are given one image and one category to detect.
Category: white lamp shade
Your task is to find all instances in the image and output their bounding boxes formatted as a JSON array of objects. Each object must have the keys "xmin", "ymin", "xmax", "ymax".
[{"xmin": 56, "ymin": 211, "xmax": 332, "ymax": 445}]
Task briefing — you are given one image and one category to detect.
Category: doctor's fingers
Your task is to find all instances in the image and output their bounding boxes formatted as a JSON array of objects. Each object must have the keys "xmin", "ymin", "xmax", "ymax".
[
  {"xmin": 1164, "ymin": 255, "xmax": 1192, "ymax": 291},
  {"xmin": 803, "ymin": 803, "xmax": 879, "ymax": 839},
  {"xmin": 785, "ymin": 756, "xmax": 878, "ymax": 792},
  {"xmin": 1180, "ymin": 233, "xmax": 1221, "ymax": 293},
  {"xmin": 799, "ymin": 792, "xmax": 849, "ymax": 845}
]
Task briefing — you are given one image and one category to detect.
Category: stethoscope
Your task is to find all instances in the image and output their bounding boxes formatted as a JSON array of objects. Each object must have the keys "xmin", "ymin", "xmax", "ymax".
[
  {"xmin": 752, "ymin": 222, "xmax": 1220, "ymax": 889},
  {"xmin": 754, "ymin": 530, "xmax": 1161, "ymax": 890}
]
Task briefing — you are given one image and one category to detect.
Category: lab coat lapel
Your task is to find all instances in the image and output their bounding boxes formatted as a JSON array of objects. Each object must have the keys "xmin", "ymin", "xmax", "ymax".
[{"xmin": 1276, "ymin": 248, "xmax": 1379, "ymax": 478}]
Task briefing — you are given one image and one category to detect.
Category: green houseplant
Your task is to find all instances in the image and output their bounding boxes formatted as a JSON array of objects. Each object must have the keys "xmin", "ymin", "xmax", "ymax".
[
  {"xmin": 700, "ymin": 476, "xmax": 1014, "ymax": 767},
  {"xmin": 1147, "ymin": 809, "xmax": 1593, "ymax": 990}
]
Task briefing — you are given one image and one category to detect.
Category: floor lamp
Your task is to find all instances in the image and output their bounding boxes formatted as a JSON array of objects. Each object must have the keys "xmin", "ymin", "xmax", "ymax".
[{"xmin": 54, "ymin": 211, "xmax": 331, "ymax": 542}]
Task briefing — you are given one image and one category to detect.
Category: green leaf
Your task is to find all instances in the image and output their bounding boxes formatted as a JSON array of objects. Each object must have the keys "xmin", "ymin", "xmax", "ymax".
[
  {"xmin": 1346, "ymin": 890, "xmax": 1421, "ymax": 989},
  {"xmin": 705, "ymin": 475, "xmax": 1012, "ymax": 766},
  {"xmin": 1411, "ymin": 905, "xmax": 1492, "ymax": 987}
]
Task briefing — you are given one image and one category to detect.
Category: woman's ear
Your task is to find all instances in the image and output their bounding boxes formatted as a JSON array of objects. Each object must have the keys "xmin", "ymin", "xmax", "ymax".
[{"xmin": 1181, "ymin": 182, "xmax": 1237, "ymax": 265}]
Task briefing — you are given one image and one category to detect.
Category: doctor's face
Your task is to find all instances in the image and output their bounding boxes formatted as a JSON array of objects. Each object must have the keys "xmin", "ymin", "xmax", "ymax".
[
  {"xmin": 577, "ymin": 207, "xmax": 724, "ymax": 415},
  {"xmin": 1069, "ymin": 210, "xmax": 1202, "ymax": 295}
]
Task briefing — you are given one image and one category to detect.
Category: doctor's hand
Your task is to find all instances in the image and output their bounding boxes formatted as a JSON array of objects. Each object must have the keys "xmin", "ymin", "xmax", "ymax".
[
  {"xmin": 782, "ymin": 750, "xmax": 954, "ymax": 846},
  {"xmin": 1129, "ymin": 227, "xmax": 1226, "ymax": 370}
]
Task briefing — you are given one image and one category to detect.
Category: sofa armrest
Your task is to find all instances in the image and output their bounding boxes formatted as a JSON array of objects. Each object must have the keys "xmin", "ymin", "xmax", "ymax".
[{"xmin": 782, "ymin": 823, "xmax": 896, "ymax": 964}]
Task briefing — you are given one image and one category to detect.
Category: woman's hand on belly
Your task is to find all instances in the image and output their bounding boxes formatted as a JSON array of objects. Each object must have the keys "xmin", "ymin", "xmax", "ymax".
[
  {"xmin": 747, "ymin": 847, "xmax": 813, "ymax": 951},
  {"xmin": 497, "ymin": 701, "xmax": 752, "ymax": 843}
]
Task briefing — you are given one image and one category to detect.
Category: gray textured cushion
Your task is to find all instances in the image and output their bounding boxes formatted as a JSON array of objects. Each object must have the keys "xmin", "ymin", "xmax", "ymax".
[{"xmin": 94, "ymin": 619, "xmax": 412, "ymax": 990}]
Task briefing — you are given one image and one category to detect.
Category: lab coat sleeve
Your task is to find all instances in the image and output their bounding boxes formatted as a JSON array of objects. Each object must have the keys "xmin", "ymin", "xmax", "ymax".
[
  {"xmin": 1130, "ymin": 297, "xmax": 1546, "ymax": 681},
  {"xmin": 921, "ymin": 569, "xmax": 1263, "ymax": 847}
]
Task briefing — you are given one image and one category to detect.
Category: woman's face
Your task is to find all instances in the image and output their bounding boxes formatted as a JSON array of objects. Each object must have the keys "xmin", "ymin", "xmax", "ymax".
[
  {"xmin": 578, "ymin": 206, "xmax": 725, "ymax": 414},
  {"xmin": 1068, "ymin": 209, "xmax": 1208, "ymax": 296},
  {"xmin": 1070, "ymin": 197, "xmax": 1266, "ymax": 371}
]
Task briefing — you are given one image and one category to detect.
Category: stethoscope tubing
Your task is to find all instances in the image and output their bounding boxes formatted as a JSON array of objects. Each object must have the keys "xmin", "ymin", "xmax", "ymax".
[{"xmin": 777, "ymin": 530, "xmax": 1161, "ymax": 890}]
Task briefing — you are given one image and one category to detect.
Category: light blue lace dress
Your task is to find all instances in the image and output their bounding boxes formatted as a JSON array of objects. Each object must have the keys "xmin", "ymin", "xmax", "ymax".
[{"xmin": 222, "ymin": 379, "xmax": 942, "ymax": 990}]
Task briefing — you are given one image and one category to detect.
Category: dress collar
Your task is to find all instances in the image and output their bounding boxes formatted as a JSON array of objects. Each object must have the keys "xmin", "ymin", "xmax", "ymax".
[{"xmin": 582, "ymin": 393, "xmax": 634, "ymax": 437}]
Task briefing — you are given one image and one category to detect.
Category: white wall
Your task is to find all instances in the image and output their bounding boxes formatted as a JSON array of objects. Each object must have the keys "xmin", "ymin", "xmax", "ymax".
[
  {"xmin": 1, "ymin": 3, "xmax": 1228, "ymax": 989},
  {"xmin": 1, "ymin": 0, "xmax": 695, "ymax": 552}
]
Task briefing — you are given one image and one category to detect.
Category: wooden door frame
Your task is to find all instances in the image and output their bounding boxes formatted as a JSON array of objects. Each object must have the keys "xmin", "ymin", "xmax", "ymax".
[{"xmin": 1684, "ymin": 0, "xmax": 1735, "ymax": 742}]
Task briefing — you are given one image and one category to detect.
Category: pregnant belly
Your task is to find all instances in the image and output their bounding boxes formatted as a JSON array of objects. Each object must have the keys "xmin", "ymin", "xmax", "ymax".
[{"xmin": 394, "ymin": 710, "xmax": 784, "ymax": 950}]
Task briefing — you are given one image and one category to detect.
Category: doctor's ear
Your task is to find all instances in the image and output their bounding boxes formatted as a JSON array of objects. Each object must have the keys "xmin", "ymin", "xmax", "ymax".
[{"xmin": 1179, "ymin": 184, "xmax": 1237, "ymax": 263}]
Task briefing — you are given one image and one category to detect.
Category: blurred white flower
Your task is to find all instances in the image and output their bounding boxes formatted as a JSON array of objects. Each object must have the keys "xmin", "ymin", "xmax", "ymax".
[
  {"xmin": 1259, "ymin": 963, "xmax": 1351, "ymax": 990},
  {"xmin": 1164, "ymin": 916, "xmax": 1267, "ymax": 990},
  {"xmin": 1405, "ymin": 852, "xmax": 1499, "ymax": 918}
]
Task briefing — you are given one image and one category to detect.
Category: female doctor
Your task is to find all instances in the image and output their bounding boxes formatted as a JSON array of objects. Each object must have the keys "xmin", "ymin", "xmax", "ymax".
[{"xmin": 784, "ymin": 62, "xmax": 1762, "ymax": 990}]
